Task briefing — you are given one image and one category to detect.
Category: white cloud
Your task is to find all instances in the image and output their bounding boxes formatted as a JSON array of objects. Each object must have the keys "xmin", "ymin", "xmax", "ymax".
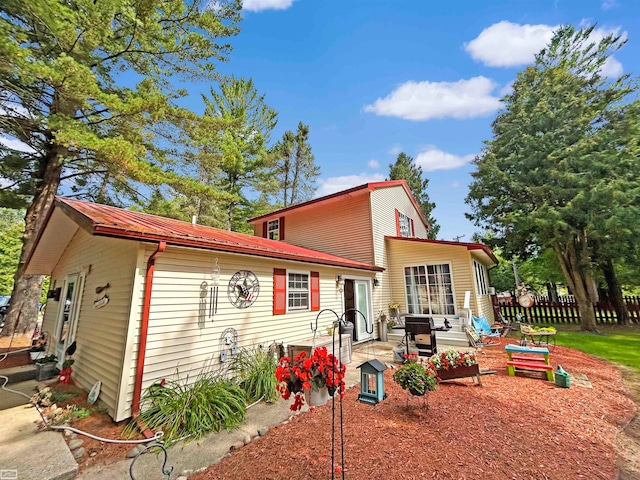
[
  {"xmin": 602, "ymin": 0, "xmax": 618, "ymax": 10},
  {"xmin": 242, "ymin": 0, "xmax": 296, "ymax": 12},
  {"xmin": 364, "ymin": 77, "xmax": 501, "ymax": 121},
  {"xmin": 601, "ymin": 56, "xmax": 624, "ymax": 77},
  {"xmin": 499, "ymin": 81, "xmax": 514, "ymax": 97},
  {"xmin": 367, "ymin": 159, "xmax": 380, "ymax": 169},
  {"xmin": 0, "ymin": 134, "xmax": 34, "ymax": 153},
  {"xmin": 414, "ymin": 146, "xmax": 475, "ymax": 172},
  {"xmin": 465, "ymin": 21, "xmax": 626, "ymax": 77},
  {"xmin": 464, "ymin": 21, "xmax": 557, "ymax": 67},
  {"xmin": 315, "ymin": 173, "xmax": 386, "ymax": 198},
  {"xmin": 388, "ymin": 145, "xmax": 402, "ymax": 156}
]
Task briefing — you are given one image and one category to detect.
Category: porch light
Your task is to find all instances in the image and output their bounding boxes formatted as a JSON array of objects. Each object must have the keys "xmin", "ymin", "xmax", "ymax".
[
  {"xmin": 336, "ymin": 275, "xmax": 344, "ymax": 290},
  {"xmin": 373, "ymin": 277, "xmax": 380, "ymax": 287},
  {"xmin": 357, "ymin": 359, "xmax": 387, "ymax": 405}
]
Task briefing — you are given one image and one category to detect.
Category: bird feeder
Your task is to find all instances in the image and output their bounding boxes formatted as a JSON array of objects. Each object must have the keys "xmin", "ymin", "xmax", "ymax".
[{"xmin": 356, "ymin": 359, "xmax": 387, "ymax": 405}]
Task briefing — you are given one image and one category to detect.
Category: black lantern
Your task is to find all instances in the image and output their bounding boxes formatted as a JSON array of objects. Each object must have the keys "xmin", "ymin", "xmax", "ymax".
[{"xmin": 356, "ymin": 359, "xmax": 387, "ymax": 405}]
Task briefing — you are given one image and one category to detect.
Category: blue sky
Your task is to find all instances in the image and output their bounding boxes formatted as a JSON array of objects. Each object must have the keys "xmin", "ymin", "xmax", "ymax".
[
  {"xmin": 2, "ymin": 0, "xmax": 638, "ymax": 241},
  {"xmin": 189, "ymin": 0, "xmax": 640, "ymax": 241}
]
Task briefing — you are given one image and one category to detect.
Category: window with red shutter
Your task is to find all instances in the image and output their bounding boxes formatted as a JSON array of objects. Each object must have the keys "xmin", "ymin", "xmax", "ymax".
[
  {"xmin": 279, "ymin": 216, "xmax": 285, "ymax": 241},
  {"xmin": 395, "ymin": 209, "xmax": 401, "ymax": 236}
]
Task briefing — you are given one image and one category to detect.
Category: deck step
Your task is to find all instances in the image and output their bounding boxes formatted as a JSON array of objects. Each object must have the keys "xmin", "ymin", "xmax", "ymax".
[{"xmin": 0, "ymin": 364, "xmax": 36, "ymax": 383}]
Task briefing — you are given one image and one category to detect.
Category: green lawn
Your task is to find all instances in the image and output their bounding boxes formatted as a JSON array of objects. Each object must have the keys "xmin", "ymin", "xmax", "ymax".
[{"xmin": 553, "ymin": 327, "xmax": 640, "ymax": 373}]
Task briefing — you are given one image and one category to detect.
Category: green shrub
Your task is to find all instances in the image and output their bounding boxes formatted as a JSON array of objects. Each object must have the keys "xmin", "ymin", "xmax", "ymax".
[
  {"xmin": 230, "ymin": 345, "xmax": 278, "ymax": 403},
  {"xmin": 130, "ymin": 374, "xmax": 247, "ymax": 445}
]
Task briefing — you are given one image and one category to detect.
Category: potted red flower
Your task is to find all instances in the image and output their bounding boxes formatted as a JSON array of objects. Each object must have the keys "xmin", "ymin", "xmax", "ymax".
[{"xmin": 275, "ymin": 346, "xmax": 346, "ymax": 411}]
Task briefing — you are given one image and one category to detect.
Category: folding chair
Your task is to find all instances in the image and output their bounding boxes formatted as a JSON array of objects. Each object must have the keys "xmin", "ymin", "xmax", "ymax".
[
  {"xmin": 465, "ymin": 324, "xmax": 500, "ymax": 348},
  {"xmin": 472, "ymin": 316, "xmax": 503, "ymax": 343}
]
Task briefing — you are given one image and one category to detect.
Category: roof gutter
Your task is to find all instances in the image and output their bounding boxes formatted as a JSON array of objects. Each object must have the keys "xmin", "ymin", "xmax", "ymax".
[{"xmin": 131, "ymin": 241, "xmax": 166, "ymax": 431}]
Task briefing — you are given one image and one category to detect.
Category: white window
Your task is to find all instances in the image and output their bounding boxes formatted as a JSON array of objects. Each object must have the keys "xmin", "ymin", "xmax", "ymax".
[
  {"xmin": 268, "ymin": 219, "xmax": 279, "ymax": 240},
  {"xmin": 398, "ymin": 212, "xmax": 412, "ymax": 238},
  {"xmin": 288, "ymin": 272, "xmax": 309, "ymax": 310},
  {"xmin": 404, "ymin": 264, "xmax": 455, "ymax": 315},
  {"xmin": 473, "ymin": 260, "xmax": 489, "ymax": 295}
]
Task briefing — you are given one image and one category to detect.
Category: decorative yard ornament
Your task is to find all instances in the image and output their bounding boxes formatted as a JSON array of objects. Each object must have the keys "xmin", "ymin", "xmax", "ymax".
[
  {"xmin": 227, "ymin": 270, "xmax": 260, "ymax": 309},
  {"xmin": 356, "ymin": 358, "xmax": 387, "ymax": 405}
]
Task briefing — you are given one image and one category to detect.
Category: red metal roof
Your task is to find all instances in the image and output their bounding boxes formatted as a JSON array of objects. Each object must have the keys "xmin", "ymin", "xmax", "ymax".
[
  {"xmin": 247, "ymin": 180, "xmax": 431, "ymax": 229},
  {"xmin": 55, "ymin": 197, "xmax": 383, "ymax": 272},
  {"xmin": 385, "ymin": 236, "xmax": 499, "ymax": 265}
]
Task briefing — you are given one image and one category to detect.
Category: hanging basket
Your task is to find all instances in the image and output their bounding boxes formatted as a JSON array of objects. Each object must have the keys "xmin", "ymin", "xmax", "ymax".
[{"xmin": 304, "ymin": 386, "xmax": 329, "ymax": 407}]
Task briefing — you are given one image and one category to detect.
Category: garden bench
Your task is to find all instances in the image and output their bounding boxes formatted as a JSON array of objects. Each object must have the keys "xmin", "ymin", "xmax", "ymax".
[{"xmin": 505, "ymin": 344, "xmax": 554, "ymax": 381}]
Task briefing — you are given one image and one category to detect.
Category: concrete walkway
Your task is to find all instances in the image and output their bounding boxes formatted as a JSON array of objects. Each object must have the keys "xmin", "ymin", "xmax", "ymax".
[{"xmin": 0, "ymin": 404, "xmax": 78, "ymax": 480}]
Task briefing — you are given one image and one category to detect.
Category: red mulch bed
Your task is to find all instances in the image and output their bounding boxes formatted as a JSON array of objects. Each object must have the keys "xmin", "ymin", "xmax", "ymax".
[{"xmin": 192, "ymin": 338, "xmax": 635, "ymax": 480}]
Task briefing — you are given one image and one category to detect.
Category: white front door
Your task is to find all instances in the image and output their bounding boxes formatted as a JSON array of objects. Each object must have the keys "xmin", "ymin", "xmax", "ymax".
[
  {"xmin": 54, "ymin": 273, "xmax": 85, "ymax": 369},
  {"xmin": 354, "ymin": 280, "xmax": 372, "ymax": 341}
]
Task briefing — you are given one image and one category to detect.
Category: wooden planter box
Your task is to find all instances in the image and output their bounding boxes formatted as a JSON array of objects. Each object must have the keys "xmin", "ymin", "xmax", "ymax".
[{"xmin": 436, "ymin": 364, "xmax": 481, "ymax": 385}]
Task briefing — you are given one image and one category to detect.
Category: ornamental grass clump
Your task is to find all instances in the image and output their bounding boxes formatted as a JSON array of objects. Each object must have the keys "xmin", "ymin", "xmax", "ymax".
[
  {"xmin": 130, "ymin": 373, "xmax": 247, "ymax": 445},
  {"xmin": 230, "ymin": 345, "xmax": 279, "ymax": 403},
  {"xmin": 392, "ymin": 353, "xmax": 437, "ymax": 396}
]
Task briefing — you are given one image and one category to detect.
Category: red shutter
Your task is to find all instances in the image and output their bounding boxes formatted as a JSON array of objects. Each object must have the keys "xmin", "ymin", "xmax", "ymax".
[
  {"xmin": 273, "ymin": 269, "xmax": 287, "ymax": 315},
  {"xmin": 279, "ymin": 216, "xmax": 285, "ymax": 241},
  {"xmin": 410, "ymin": 218, "xmax": 415, "ymax": 237},
  {"xmin": 310, "ymin": 271, "xmax": 320, "ymax": 311},
  {"xmin": 262, "ymin": 221, "xmax": 268, "ymax": 238},
  {"xmin": 395, "ymin": 209, "xmax": 401, "ymax": 236}
]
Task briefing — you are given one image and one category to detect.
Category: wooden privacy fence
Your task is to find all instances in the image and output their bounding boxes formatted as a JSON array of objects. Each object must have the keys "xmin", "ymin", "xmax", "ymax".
[{"xmin": 498, "ymin": 295, "xmax": 640, "ymax": 324}]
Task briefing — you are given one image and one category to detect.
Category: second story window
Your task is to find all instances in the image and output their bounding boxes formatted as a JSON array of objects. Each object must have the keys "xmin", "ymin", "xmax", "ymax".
[
  {"xmin": 398, "ymin": 212, "xmax": 412, "ymax": 238},
  {"xmin": 268, "ymin": 219, "xmax": 280, "ymax": 240}
]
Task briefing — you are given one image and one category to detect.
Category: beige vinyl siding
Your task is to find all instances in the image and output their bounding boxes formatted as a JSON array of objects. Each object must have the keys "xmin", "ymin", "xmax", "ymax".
[
  {"xmin": 369, "ymin": 185, "xmax": 429, "ymax": 319},
  {"xmin": 42, "ymin": 229, "xmax": 138, "ymax": 419},
  {"xmin": 119, "ymin": 245, "xmax": 367, "ymax": 420},
  {"xmin": 278, "ymin": 192, "xmax": 374, "ymax": 265},
  {"xmin": 476, "ymin": 295, "xmax": 495, "ymax": 322},
  {"xmin": 386, "ymin": 239, "xmax": 474, "ymax": 316}
]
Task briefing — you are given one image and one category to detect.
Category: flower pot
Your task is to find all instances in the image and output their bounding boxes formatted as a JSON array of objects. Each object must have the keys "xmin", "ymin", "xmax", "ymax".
[
  {"xmin": 30, "ymin": 351, "xmax": 46, "ymax": 361},
  {"xmin": 436, "ymin": 364, "xmax": 480, "ymax": 381},
  {"xmin": 304, "ymin": 386, "xmax": 329, "ymax": 407},
  {"xmin": 35, "ymin": 362, "xmax": 57, "ymax": 382},
  {"xmin": 408, "ymin": 388, "xmax": 426, "ymax": 396}
]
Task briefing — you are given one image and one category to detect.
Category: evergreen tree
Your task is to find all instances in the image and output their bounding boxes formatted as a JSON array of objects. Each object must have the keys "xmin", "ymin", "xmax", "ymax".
[
  {"xmin": 389, "ymin": 153, "xmax": 440, "ymax": 238},
  {"xmin": 0, "ymin": 0, "xmax": 242, "ymax": 335},
  {"xmin": 273, "ymin": 122, "xmax": 319, "ymax": 207},
  {"xmin": 466, "ymin": 25, "xmax": 639, "ymax": 331},
  {"xmin": 202, "ymin": 77, "xmax": 278, "ymax": 232}
]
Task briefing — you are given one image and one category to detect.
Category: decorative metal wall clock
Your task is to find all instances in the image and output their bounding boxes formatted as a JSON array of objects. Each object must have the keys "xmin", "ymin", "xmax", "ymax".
[{"xmin": 227, "ymin": 270, "xmax": 260, "ymax": 309}]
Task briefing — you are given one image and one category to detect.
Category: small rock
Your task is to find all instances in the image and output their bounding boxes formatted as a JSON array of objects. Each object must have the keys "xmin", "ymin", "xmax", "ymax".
[
  {"xmin": 63, "ymin": 429, "xmax": 74, "ymax": 438},
  {"xmin": 90, "ymin": 452, "xmax": 97, "ymax": 457},
  {"xmin": 37, "ymin": 383, "xmax": 49, "ymax": 392},
  {"xmin": 72, "ymin": 447, "xmax": 85, "ymax": 459},
  {"xmin": 180, "ymin": 470, "xmax": 193, "ymax": 477},
  {"xmin": 125, "ymin": 445, "xmax": 142, "ymax": 458},
  {"xmin": 176, "ymin": 477, "xmax": 188, "ymax": 480},
  {"xmin": 229, "ymin": 441, "xmax": 244, "ymax": 452},
  {"xmin": 258, "ymin": 426, "xmax": 269, "ymax": 436},
  {"xmin": 243, "ymin": 435, "xmax": 251, "ymax": 445},
  {"xmin": 68, "ymin": 439, "xmax": 83, "ymax": 450}
]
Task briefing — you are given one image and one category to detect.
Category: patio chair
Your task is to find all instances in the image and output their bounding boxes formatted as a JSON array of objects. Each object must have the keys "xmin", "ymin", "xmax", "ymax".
[
  {"xmin": 472, "ymin": 316, "xmax": 503, "ymax": 343},
  {"xmin": 464, "ymin": 324, "xmax": 500, "ymax": 348}
]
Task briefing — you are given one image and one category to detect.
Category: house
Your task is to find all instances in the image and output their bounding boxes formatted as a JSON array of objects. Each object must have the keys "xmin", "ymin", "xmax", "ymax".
[
  {"xmin": 248, "ymin": 180, "xmax": 498, "ymax": 338},
  {"xmin": 26, "ymin": 197, "xmax": 382, "ymax": 421},
  {"xmin": 25, "ymin": 180, "xmax": 497, "ymax": 422}
]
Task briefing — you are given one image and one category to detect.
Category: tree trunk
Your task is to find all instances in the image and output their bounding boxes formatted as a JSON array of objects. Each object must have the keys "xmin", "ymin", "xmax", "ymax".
[
  {"xmin": 0, "ymin": 146, "xmax": 64, "ymax": 337},
  {"xmin": 553, "ymin": 234, "xmax": 599, "ymax": 332},
  {"xmin": 546, "ymin": 282, "xmax": 560, "ymax": 302},
  {"xmin": 601, "ymin": 258, "xmax": 630, "ymax": 325}
]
